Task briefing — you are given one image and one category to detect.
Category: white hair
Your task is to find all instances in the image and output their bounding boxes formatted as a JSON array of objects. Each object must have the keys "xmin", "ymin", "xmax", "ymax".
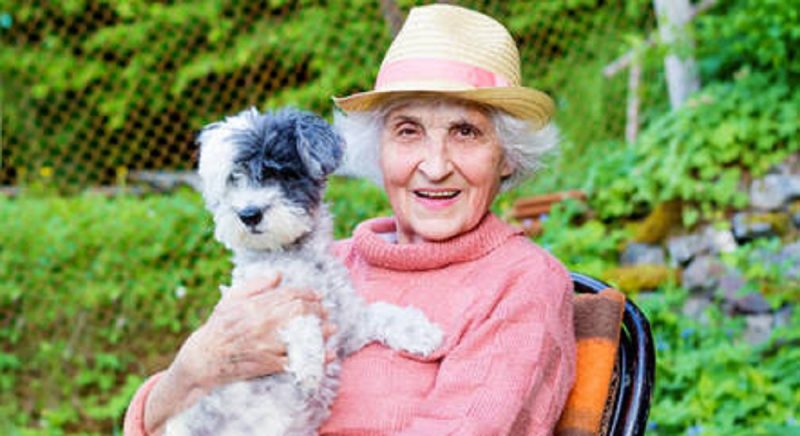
[{"xmin": 333, "ymin": 95, "xmax": 559, "ymax": 191}]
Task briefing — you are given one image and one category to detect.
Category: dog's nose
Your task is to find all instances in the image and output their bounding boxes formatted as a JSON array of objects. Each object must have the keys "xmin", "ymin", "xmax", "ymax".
[{"xmin": 238, "ymin": 206, "xmax": 263, "ymax": 227}]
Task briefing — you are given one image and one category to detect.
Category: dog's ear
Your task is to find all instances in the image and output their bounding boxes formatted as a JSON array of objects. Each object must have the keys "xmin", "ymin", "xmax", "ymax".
[{"xmin": 293, "ymin": 111, "xmax": 344, "ymax": 179}]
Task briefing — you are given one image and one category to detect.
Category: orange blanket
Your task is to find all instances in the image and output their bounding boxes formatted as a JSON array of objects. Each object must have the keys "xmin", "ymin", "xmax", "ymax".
[{"xmin": 556, "ymin": 288, "xmax": 626, "ymax": 436}]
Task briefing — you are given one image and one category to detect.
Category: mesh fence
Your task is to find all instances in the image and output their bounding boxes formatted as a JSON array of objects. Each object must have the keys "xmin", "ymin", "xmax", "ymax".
[
  {"xmin": 1, "ymin": 0, "xmax": 659, "ymax": 191},
  {"xmin": 1, "ymin": 1, "xmax": 664, "ymax": 432}
]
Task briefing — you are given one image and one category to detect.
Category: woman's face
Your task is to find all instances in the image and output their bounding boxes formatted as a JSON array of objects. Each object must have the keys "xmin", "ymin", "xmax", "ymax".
[{"xmin": 380, "ymin": 100, "xmax": 512, "ymax": 244}]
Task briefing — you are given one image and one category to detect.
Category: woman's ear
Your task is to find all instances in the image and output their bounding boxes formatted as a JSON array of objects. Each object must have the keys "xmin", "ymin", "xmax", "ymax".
[{"xmin": 500, "ymin": 158, "xmax": 514, "ymax": 178}]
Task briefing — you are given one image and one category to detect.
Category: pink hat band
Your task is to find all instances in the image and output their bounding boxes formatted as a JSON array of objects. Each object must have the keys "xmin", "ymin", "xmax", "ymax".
[{"xmin": 375, "ymin": 58, "xmax": 513, "ymax": 90}]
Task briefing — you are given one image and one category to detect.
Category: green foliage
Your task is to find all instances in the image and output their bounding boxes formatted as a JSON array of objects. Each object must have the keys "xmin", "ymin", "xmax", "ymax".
[
  {"xmin": 326, "ymin": 177, "xmax": 391, "ymax": 239},
  {"xmin": 0, "ymin": 0, "xmax": 655, "ymax": 187},
  {"xmin": 0, "ymin": 190, "xmax": 226, "ymax": 431},
  {"xmin": 640, "ymin": 285, "xmax": 800, "ymax": 434},
  {"xmin": 695, "ymin": 0, "xmax": 800, "ymax": 81},
  {"xmin": 721, "ymin": 238, "xmax": 800, "ymax": 308},
  {"xmin": 534, "ymin": 200, "xmax": 628, "ymax": 278},
  {"xmin": 585, "ymin": 71, "xmax": 800, "ymax": 222},
  {"xmin": 0, "ymin": 177, "xmax": 389, "ymax": 432}
]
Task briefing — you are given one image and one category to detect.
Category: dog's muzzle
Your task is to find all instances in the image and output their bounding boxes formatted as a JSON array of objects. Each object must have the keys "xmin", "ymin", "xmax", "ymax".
[{"xmin": 238, "ymin": 206, "xmax": 264, "ymax": 228}]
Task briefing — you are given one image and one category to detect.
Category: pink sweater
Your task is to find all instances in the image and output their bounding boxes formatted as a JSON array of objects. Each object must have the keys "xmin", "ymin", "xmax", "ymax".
[{"xmin": 124, "ymin": 213, "xmax": 576, "ymax": 435}]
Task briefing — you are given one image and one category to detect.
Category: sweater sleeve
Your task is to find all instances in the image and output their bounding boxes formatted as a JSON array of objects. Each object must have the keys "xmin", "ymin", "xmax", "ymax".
[
  {"xmin": 397, "ymin": 264, "xmax": 576, "ymax": 436},
  {"xmin": 123, "ymin": 371, "xmax": 165, "ymax": 436}
]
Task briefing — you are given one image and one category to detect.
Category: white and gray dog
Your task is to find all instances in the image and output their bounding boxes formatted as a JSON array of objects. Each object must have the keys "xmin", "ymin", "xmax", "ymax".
[{"xmin": 167, "ymin": 107, "xmax": 443, "ymax": 436}]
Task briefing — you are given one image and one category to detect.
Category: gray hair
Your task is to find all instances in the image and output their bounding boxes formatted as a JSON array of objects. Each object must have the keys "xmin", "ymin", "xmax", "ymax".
[{"xmin": 332, "ymin": 95, "xmax": 559, "ymax": 191}]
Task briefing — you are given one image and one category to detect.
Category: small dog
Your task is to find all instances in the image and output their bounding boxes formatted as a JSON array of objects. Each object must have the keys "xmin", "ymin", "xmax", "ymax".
[{"xmin": 166, "ymin": 108, "xmax": 443, "ymax": 436}]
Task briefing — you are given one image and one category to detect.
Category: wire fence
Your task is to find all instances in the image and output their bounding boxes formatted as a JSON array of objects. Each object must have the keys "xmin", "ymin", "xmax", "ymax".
[{"xmin": 1, "ymin": 0, "xmax": 660, "ymax": 191}]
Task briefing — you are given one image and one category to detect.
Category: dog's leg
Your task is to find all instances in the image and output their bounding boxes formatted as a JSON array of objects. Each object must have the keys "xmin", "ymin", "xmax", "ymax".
[
  {"xmin": 281, "ymin": 315, "xmax": 325, "ymax": 391},
  {"xmin": 343, "ymin": 302, "xmax": 443, "ymax": 357}
]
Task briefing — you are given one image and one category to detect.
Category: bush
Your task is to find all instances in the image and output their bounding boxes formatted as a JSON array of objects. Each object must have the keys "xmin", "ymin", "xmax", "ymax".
[
  {"xmin": 585, "ymin": 71, "xmax": 800, "ymax": 222},
  {"xmin": 641, "ymin": 285, "xmax": 800, "ymax": 434},
  {"xmin": 0, "ymin": 176, "xmax": 388, "ymax": 432}
]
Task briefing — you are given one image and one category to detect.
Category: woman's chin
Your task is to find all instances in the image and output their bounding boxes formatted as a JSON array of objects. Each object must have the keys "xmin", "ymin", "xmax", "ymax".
[{"xmin": 400, "ymin": 216, "xmax": 471, "ymax": 243}]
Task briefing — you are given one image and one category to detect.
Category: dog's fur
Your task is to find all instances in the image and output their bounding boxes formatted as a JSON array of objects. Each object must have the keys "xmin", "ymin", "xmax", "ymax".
[{"xmin": 166, "ymin": 108, "xmax": 443, "ymax": 436}]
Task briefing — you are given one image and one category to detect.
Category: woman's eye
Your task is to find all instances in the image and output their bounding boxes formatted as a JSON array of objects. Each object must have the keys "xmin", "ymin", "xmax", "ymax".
[
  {"xmin": 453, "ymin": 124, "xmax": 480, "ymax": 139},
  {"xmin": 394, "ymin": 122, "xmax": 421, "ymax": 138}
]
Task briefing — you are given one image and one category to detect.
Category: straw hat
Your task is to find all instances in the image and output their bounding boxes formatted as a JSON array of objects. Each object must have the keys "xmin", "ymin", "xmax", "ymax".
[{"xmin": 333, "ymin": 4, "xmax": 554, "ymax": 127}]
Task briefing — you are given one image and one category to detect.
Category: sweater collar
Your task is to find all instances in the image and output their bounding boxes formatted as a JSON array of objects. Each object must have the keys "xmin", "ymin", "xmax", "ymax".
[{"xmin": 352, "ymin": 213, "xmax": 522, "ymax": 271}]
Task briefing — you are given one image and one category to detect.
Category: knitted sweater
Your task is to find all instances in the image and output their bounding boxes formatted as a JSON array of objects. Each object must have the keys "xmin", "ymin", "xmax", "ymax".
[{"xmin": 124, "ymin": 213, "xmax": 576, "ymax": 435}]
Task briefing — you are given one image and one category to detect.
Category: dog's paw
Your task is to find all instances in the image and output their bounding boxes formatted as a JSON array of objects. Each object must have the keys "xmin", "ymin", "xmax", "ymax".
[
  {"xmin": 281, "ymin": 316, "xmax": 326, "ymax": 392},
  {"xmin": 387, "ymin": 307, "xmax": 444, "ymax": 356}
]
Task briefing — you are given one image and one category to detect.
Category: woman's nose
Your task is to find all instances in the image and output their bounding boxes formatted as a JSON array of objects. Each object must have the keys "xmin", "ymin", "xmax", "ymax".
[{"xmin": 417, "ymin": 138, "xmax": 453, "ymax": 181}]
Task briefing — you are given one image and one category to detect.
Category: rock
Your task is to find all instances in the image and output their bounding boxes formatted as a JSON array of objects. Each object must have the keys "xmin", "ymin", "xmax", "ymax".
[
  {"xmin": 621, "ymin": 243, "xmax": 666, "ymax": 266},
  {"xmin": 667, "ymin": 233, "xmax": 704, "ymax": 266},
  {"xmin": 717, "ymin": 271, "xmax": 746, "ymax": 299},
  {"xmin": 743, "ymin": 314, "xmax": 774, "ymax": 345},
  {"xmin": 774, "ymin": 305, "xmax": 793, "ymax": 328},
  {"xmin": 631, "ymin": 201, "xmax": 682, "ymax": 244},
  {"xmin": 732, "ymin": 292, "xmax": 772, "ymax": 314},
  {"xmin": 667, "ymin": 226, "xmax": 738, "ymax": 266},
  {"xmin": 681, "ymin": 255, "xmax": 729, "ymax": 293},
  {"xmin": 702, "ymin": 226, "xmax": 738, "ymax": 254},
  {"xmin": 682, "ymin": 296, "xmax": 711, "ymax": 322},
  {"xmin": 781, "ymin": 241, "xmax": 800, "ymax": 280},
  {"xmin": 601, "ymin": 265, "xmax": 678, "ymax": 292},
  {"xmin": 732, "ymin": 212, "xmax": 791, "ymax": 242},
  {"xmin": 129, "ymin": 170, "xmax": 202, "ymax": 192},
  {"xmin": 789, "ymin": 200, "xmax": 800, "ymax": 228},
  {"xmin": 754, "ymin": 239, "xmax": 800, "ymax": 280},
  {"xmin": 750, "ymin": 174, "xmax": 800, "ymax": 210}
]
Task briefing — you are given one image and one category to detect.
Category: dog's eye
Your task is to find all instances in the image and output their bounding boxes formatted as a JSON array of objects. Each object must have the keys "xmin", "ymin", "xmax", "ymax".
[{"xmin": 228, "ymin": 171, "xmax": 245, "ymax": 184}]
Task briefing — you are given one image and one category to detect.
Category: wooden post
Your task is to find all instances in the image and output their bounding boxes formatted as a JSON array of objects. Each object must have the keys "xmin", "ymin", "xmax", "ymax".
[
  {"xmin": 379, "ymin": 0, "xmax": 404, "ymax": 37},
  {"xmin": 653, "ymin": 0, "xmax": 701, "ymax": 109},
  {"xmin": 626, "ymin": 60, "xmax": 642, "ymax": 144}
]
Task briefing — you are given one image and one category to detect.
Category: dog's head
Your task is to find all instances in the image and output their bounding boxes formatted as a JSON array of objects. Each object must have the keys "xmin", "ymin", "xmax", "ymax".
[{"xmin": 197, "ymin": 107, "xmax": 343, "ymax": 251}]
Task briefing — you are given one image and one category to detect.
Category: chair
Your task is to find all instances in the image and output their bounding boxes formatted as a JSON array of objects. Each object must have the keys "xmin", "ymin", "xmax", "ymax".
[{"xmin": 571, "ymin": 272, "xmax": 656, "ymax": 436}]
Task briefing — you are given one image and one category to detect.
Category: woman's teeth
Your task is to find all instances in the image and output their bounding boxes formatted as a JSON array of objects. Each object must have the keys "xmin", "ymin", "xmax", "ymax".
[{"xmin": 414, "ymin": 190, "xmax": 460, "ymax": 199}]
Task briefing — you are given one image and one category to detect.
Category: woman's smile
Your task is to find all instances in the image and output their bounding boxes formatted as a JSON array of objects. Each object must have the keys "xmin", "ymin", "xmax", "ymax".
[{"xmin": 412, "ymin": 188, "xmax": 462, "ymax": 209}]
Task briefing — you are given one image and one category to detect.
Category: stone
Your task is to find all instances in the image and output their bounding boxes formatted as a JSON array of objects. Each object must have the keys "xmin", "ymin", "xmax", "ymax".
[
  {"xmin": 601, "ymin": 265, "xmax": 677, "ymax": 292},
  {"xmin": 682, "ymin": 296, "xmax": 711, "ymax": 322},
  {"xmin": 749, "ymin": 174, "xmax": 800, "ymax": 210},
  {"xmin": 743, "ymin": 314, "xmax": 774, "ymax": 345},
  {"xmin": 681, "ymin": 255, "xmax": 729, "ymax": 293},
  {"xmin": 731, "ymin": 212, "xmax": 791, "ymax": 242},
  {"xmin": 774, "ymin": 305, "xmax": 793, "ymax": 328},
  {"xmin": 667, "ymin": 233, "xmax": 704, "ymax": 266},
  {"xmin": 667, "ymin": 226, "xmax": 738, "ymax": 266},
  {"xmin": 631, "ymin": 201, "xmax": 682, "ymax": 244},
  {"xmin": 621, "ymin": 243, "xmax": 666, "ymax": 266},
  {"xmin": 702, "ymin": 226, "xmax": 738, "ymax": 254},
  {"xmin": 789, "ymin": 200, "xmax": 800, "ymax": 228},
  {"xmin": 732, "ymin": 292, "xmax": 772, "ymax": 314},
  {"xmin": 754, "ymin": 239, "xmax": 800, "ymax": 280},
  {"xmin": 717, "ymin": 271, "xmax": 746, "ymax": 300}
]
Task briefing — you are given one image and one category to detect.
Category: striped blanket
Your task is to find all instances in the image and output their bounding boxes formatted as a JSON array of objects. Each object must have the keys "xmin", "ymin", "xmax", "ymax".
[{"xmin": 556, "ymin": 288, "xmax": 626, "ymax": 436}]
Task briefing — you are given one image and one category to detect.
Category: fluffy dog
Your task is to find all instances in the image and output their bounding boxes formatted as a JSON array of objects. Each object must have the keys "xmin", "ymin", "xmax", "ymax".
[{"xmin": 166, "ymin": 108, "xmax": 443, "ymax": 436}]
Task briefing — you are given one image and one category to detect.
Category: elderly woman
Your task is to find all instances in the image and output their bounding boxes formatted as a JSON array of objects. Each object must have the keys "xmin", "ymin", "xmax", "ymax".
[{"xmin": 125, "ymin": 4, "xmax": 575, "ymax": 435}]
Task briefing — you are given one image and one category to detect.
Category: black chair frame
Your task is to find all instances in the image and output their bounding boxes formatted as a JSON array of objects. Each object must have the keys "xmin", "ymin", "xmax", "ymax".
[{"xmin": 571, "ymin": 272, "xmax": 656, "ymax": 436}]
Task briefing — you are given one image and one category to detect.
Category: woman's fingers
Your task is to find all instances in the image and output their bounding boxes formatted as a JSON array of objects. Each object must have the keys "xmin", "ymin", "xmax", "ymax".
[
  {"xmin": 322, "ymin": 322, "xmax": 337, "ymax": 339},
  {"xmin": 227, "ymin": 271, "xmax": 284, "ymax": 299}
]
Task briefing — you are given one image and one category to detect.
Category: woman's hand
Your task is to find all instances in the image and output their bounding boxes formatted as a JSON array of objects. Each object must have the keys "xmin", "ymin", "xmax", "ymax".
[{"xmin": 143, "ymin": 272, "xmax": 334, "ymax": 435}]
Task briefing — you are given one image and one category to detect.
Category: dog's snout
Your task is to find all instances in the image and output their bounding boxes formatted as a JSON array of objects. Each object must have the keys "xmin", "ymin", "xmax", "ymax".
[{"xmin": 238, "ymin": 206, "xmax": 263, "ymax": 227}]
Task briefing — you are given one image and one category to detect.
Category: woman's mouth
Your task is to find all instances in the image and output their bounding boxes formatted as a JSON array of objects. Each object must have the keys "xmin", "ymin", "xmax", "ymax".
[{"xmin": 413, "ymin": 189, "xmax": 461, "ymax": 209}]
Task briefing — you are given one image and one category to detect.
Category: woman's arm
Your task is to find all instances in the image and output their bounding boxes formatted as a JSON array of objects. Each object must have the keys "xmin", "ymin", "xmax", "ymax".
[
  {"xmin": 397, "ymin": 267, "xmax": 576, "ymax": 436},
  {"xmin": 123, "ymin": 273, "xmax": 332, "ymax": 435}
]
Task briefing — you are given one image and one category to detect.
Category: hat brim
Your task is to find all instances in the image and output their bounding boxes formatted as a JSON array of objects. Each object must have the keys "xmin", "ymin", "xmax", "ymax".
[{"xmin": 333, "ymin": 86, "xmax": 554, "ymax": 128}]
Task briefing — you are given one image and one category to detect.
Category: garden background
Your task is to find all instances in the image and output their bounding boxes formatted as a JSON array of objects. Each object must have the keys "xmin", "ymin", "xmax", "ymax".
[{"xmin": 2, "ymin": 0, "xmax": 799, "ymax": 434}]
